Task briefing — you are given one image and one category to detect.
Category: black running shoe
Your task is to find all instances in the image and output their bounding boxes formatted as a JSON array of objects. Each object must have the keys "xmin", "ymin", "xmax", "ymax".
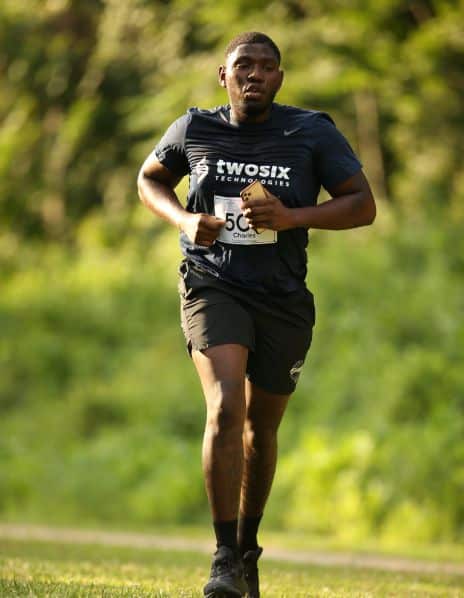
[
  {"xmin": 203, "ymin": 545, "xmax": 248, "ymax": 597},
  {"xmin": 242, "ymin": 547, "xmax": 263, "ymax": 598}
]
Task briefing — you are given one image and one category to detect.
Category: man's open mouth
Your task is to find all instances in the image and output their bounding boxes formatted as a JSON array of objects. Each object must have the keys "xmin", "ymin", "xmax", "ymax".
[{"xmin": 244, "ymin": 87, "xmax": 264, "ymax": 99}]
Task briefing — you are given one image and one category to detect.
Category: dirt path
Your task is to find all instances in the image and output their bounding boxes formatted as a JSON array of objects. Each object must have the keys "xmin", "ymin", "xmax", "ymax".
[{"xmin": 1, "ymin": 523, "xmax": 463, "ymax": 577}]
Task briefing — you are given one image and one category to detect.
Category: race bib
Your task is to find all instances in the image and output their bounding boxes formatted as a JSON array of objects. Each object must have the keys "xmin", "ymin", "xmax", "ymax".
[{"xmin": 214, "ymin": 195, "xmax": 277, "ymax": 245}]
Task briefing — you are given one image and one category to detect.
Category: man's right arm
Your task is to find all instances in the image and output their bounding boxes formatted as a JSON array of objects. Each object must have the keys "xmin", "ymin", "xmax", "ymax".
[{"xmin": 137, "ymin": 155, "xmax": 225, "ymax": 247}]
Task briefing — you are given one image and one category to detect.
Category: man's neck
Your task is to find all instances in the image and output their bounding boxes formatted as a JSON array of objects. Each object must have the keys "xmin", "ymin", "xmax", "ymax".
[{"xmin": 229, "ymin": 105, "xmax": 273, "ymax": 126}]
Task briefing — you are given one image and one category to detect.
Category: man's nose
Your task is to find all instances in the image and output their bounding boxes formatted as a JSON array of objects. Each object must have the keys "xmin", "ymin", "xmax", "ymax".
[{"xmin": 247, "ymin": 65, "xmax": 265, "ymax": 81}]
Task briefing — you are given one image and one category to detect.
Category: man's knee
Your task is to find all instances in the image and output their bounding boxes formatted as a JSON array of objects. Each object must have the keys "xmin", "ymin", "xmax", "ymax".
[
  {"xmin": 205, "ymin": 379, "xmax": 245, "ymax": 435},
  {"xmin": 243, "ymin": 419, "xmax": 276, "ymax": 451}
]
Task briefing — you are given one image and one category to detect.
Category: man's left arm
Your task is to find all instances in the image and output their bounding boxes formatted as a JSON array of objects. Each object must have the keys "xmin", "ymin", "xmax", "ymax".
[{"xmin": 241, "ymin": 170, "xmax": 376, "ymax": 231}]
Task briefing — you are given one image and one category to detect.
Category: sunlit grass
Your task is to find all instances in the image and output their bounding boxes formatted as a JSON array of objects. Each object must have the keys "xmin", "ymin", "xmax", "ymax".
[{"xmin": 1, "ymin": 538, "xmax": 463, "ymax": 597}]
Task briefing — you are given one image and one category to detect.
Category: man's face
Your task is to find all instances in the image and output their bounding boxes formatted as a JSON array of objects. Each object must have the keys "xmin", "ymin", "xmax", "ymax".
[{"xmin": 219, "ymin": 43, "xmax": 283, "ymax": 120}]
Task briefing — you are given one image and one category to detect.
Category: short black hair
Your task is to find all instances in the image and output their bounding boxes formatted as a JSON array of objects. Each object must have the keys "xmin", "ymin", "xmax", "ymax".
[{"xmin": 225, "ymin": 32, "xmax": 281, "ymax": 64}]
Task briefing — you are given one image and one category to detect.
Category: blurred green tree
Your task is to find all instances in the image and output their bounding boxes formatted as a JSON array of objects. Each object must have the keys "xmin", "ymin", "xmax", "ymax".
[{"xmin": 1, "ymin": 0, "xmax": 463, "ymax": 241}]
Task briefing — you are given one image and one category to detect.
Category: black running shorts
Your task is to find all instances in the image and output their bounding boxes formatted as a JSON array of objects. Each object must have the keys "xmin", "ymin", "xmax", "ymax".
[{"xmin": 178, "ymin": 261, "xmax": 315, "ymax": 395}]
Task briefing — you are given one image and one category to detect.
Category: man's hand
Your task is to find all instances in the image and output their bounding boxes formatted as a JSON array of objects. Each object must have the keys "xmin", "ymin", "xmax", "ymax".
[
  {"xmin": 241, "ymin": 190, "xmax": 292, "ymax": 232},
  {"xmin": 180, "ymin": 212, "xmax": 225, "ymax": 246},
  {"xmin": 240, "ymin": 171, "xmax": 376, "ymax": 232}
]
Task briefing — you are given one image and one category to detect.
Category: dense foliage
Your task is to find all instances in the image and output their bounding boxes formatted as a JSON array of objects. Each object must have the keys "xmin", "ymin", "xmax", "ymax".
[
  {"xmin": 1, "ymin": 0, "xmax": 463, "ymax": 546},
  {"xmin": 1, "ymin": 0, "xmax": 463, "ymax": 239},
  {"xmin": 1, "ymin": 208, "xmax": 463, "ymax": 544}
]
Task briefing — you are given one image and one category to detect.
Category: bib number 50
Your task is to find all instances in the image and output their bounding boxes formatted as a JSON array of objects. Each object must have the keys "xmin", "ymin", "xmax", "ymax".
[
  {"xmin": 213, "ymin": 194, "xmax": 276, "ymax": 245},
  {"xmin": 225, "ymin": 211, "xmax": 250, "ymax": 232}
]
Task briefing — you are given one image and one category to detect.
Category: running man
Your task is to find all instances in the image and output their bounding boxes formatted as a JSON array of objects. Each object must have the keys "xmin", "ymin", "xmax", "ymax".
[{"xmin": 137, "ymin": 31, "xmax": 376, "ymax": 598}]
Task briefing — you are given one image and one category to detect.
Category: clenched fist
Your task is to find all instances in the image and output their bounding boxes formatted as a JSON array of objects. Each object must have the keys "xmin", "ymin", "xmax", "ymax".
[{"xmin": 180, "ymin": 212, "xmax": 225, "ymax": 247}]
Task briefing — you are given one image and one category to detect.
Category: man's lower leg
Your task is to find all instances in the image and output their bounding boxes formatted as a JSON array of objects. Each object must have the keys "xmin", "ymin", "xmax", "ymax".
[
  {"xmin": 202, "ymin": 416, "xmax": 247, "ymax": 596},
  {"xmin": 237, "ymin": 386, "xmax": 291, "ymax": 598},
  {"xmin": 239, "ymin": 385, "xmax": 290, "ymax": 551},
  {"xmin": 202, "ymin": 409, "xmax": 244, "ymax": 549},
  {"xmin": 237, "ymin": 514, "xmax": 262, "ymax": 552},
  {"xmin": 238, "ymin": 424, "xmax": 278, "ymax": 552}
]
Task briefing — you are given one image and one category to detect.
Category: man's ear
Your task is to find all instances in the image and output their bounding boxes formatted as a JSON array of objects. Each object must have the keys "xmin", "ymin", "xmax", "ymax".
[
  {"xmin": 277, "ymin": 69, "xmax": 284, "ymax": 92},
  {"xmin": 218, "ymin": 65, "xmax": 227, "ymax": 88}
]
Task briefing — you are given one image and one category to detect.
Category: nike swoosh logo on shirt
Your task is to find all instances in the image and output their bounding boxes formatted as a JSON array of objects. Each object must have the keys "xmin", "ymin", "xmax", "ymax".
[{"xmin": 283, "ymin": 127, "xmax": 302, "ymax": 136}]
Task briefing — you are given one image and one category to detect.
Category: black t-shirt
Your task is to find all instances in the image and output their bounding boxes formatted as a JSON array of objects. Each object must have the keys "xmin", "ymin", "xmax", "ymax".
[{"xmin": 154, "ymin": 103, "xmax": 361, "ymax": 295}]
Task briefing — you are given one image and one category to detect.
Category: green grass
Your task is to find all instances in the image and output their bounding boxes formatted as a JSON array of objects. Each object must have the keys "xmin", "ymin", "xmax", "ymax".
[{"xmin": 1, "ymin": 537, "xmax": 463, "ymax": 597}]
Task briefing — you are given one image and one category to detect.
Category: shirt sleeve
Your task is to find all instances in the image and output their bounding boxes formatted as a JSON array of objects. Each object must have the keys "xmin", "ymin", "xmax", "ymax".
[
  {"xmin": 313, "ymin": 113, "xmax": 362, "ymax": 191},
  {"xmin": 153, "ymin": 113, "xmax": 190, "ymax": 177}
]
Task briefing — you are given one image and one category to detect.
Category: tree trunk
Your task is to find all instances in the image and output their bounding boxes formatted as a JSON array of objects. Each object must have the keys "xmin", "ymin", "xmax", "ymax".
[{"xmin": 354, "ymin": 91, "xmax": 387, "ymax": 201}]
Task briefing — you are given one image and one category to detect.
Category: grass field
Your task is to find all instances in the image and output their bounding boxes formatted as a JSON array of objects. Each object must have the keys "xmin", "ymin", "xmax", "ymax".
[{"xmin": 1, "ymin": 532, "xmax": 464, "ymax": 597}]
